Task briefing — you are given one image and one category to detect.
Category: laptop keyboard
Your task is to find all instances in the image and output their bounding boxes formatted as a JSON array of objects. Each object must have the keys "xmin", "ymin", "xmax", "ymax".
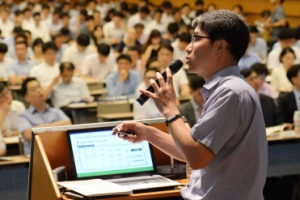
[{"xmin": 112, "ymin": 177, "xmax": 170, "ymax": 186}]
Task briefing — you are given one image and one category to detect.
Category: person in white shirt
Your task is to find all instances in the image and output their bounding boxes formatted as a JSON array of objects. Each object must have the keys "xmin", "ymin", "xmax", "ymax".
[
  {"xmin": 103, "ymin": 11, "xmax": 127, "ymax": 47},
  {"xmin": 157, "ymin": 43, "xmax": 190, "ymax": 98},
  {"xmin": 96, "ymin": 0, "xmax": 109, "ymax": 19},
  {"xmin": 180, "ymin": 4, "xmax": 191, "ymax": 25},
  {"xmin": 134, "ymin": 23, "xmax": 147, "ymax": 45},
  {"xmin": 0, "ymin": 8, "xmax": 14, "ymax": 39},
  {"xmin": 21, "ymin": 8, "xmax": 34, "ymax": 29},
  {"xmin": 172, "ymin": 32, "xmax": 191, "ymax": 63},
  {"xmin": 127, "ymin": 46, "xmax": 143, "ymax": 78},
  {"xmin": 0, "ymin": 43, "xmax": 12, "ymax": 80},
  {"xmin": 267, "ymin": 29, "xmax": 300, "ymax": 69},
  {"xmin": 249, "ymin": 26, "xmax": 268, "ymax": 61},
  {"xmin": 30, "ymin": 42, "xmax": 60, "ymax": 88},
  {"xmin": 144, "ymin": 9, "xmax": 166, "ymax": 35},
  {"xmin": 43, "ymin": 9, "xmax": 63, "ymax": 37},
  {"xmin": 86, "ymin": 0, "xmax": 97, "ymax": 16},
  {"xmin": 161, "ymin": 1, "xmax": 174, "ymax": 27},
  {"xmin": 81, "ymin": 43, "xmax": 116, "ymax": 80},
  {"xmin": 133, "ymin": 67, "xmax": 163, "ymax": 120},
  {"xmin": 62, "ymin": 33, "xmax": 95, "ymax": 72},
  {"xmin": 189, "ymin": 0, "xmax": 204, "ymax": 19},
  {"xmin": 41, "ymin": 4, "xmax": 52, "ymax": 22},
  {"xmin": 0, "ymin": 83, "xmax": 26, "ymax": 138},
  {"xmin": 127, "ymin": 6, "xmax": 151, "ymax": 28},
  {"xmin": 29, "ymin": 12, "xmax": 51, "ymax": 43}
]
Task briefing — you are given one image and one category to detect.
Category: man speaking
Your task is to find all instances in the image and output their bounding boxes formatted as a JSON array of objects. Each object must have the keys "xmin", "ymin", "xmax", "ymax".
[{"xmin": 113, "ymin": 10, "xmax": 267, "ymax": 200}]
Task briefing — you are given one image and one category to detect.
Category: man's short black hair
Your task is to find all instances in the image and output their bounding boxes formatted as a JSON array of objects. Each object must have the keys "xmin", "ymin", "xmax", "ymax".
[
  {"xmin": 249, "ymin": 26, "xmax": 259, "ymax": 33},
  {"xmin": 59, "ymin": 62, "xmax": 75, "ymax": 73},
  {"xmin": 42, "ymin": 4, "xmax": 50, "ymax": 10},
  {"xmin": 76, "ymin": 34, "xmax": 90, "ymax": 47},
  {"xmin": 0, "ymin": 43, "xmax": 8, "ymax": 53},
  {"xmin": 60, "ymin": 12, "xmax": 70, "ymax": 19},
  {"xmin": 167, "ymin": 22, "xmax": 179, "ymax": 34},
  {"xmin": 80, "ymin": 9, "xmax": 88, "ymax": 17},
  {"xmin": 85, "ymin": 15, "xmax": 94, "ymax": 21},
  {"xmin": 158, "ymin": 43, "xmax": 174, "ymax": 53},
  {"xmin": 188, "ymin": 74, "xmax": 206, "ymax": 90},
  {"xmin": 279, "ymin": 47, "xmax": 296, "ymax": 63},
  {"xmin": 161, "ymin": 1, "xmax": 172, "ymax": 9},
  {"xmin": 287, "ymin": 64, "xmax": 300, "ymax": 84},
  {"xmin": 60, "ymin": 27, "xmax": 70, "ymax": 36},
  {"xmin": 134, "ymin": 23, "xmax": 144, "ymax": 29},
  {"xmin": 178, "ymin": 32, "xmax": 191, "ymax": 43},
  {"xmin": 22, "ymin": 8, "xmax": 30, "ymax": 14},
  {"xmin": 15, "ymin": 33, "xmax": 27, "ymax": 43},
  {"xmin": 13, "ymin": 26, "xmax": 23, "ymax": 34},
  {"xmin": 42, "ymin": 41, "xmax": 58, "ymax": 53},
  {"xmin": 250, "ymin": 63, "xmax": 269, "ymax": 76},
  {"xmin": 278, "ymin": 28, "xmax": 296, "ymax": 40},
  {"xmin": 192, "ymin": 10, "xmax": 250, "ymax": 62},
  {"xmin": 15, "ymin": 41, "xmax": 27, "ymax": 48},
  {"xmin": 240, "ymin": 68, "xmax": 255, "ymax": 79},
  {"xmin": 21, "ymin": 77, "xmax": 38, "ymax": 97},
  {"xmin": 113, "ymin": 11, "xmax": 125, "ymax": 18},
  {"xmin": 32, "ymin": 38, "xmax": 44, "ymax": 49},
  {"xmin": 195, "ymin": 0, "xmax": 204, "ymax": 6},
  {"xmin": 139, "ymin": 6, "xmax": 150, "ymax": 14},
  {"xmin": 127, "ymin": 46, "xmax": 142, "ymax": 55},
  {"xmin": 14, "ymin": 9, "xmax": 23, "ymax": 16},
  {"xmin": 97, "ymin": 43, "xmax": 110, "ymax": 56},
  {"xmin": 33, "ymin": 12, "xmax": 41, "ymax": 18},
  {"xmin": 117, "ymin": 54, "xmax": 132, "ymax": 63},
  {"xmin": 0, "ymin": 83, "xmax": 6, "ymax": 93}
]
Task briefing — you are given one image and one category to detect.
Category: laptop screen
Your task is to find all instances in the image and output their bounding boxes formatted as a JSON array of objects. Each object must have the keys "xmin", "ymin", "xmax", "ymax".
[{"xmin": 67, "ymin": 127, "xmax": 156, "ymax": 179}]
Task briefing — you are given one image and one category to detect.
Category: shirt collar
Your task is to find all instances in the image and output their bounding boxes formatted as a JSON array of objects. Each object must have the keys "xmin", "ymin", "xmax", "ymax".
[{"xmin": 28, "ymin": 104, "xmax": 50, "ymax": 114}]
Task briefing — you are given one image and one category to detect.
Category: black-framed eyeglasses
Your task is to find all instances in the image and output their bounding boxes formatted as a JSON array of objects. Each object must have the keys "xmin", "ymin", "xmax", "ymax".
[{"xmin": 191, "ymin": 35, "xmax": 211, "ymax": 46}]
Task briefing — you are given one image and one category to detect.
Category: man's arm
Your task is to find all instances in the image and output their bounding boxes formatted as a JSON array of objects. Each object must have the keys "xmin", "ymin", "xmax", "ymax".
[
  {"xmin": 9, "ymin": 75, "xmax": 26, "ymax": 85},
  {"xmin": 44, "ymin": 76, "xmax": 59, "ymax": 100}
]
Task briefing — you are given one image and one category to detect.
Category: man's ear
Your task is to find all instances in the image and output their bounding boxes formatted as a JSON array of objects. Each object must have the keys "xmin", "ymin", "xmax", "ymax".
[
  {"xmin": 291, "ymin": 77, "xmax": 296, "ymax": 85},
  {"xmin": 215, "ymin": 39, "xmax": 227, "ymax": 55}
]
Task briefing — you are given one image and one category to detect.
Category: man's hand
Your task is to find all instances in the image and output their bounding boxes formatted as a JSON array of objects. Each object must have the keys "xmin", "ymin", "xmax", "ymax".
[
  {"xmin": 51, "ymin": 76, "xmax": 60, "ymax": 86},
  {"xmin": 0, "ymin": 101, "xmax": 10, "ymax": 114},
  {"xmin": 119, "ymin": 69, "xmax": 129, "ymax": 82}
]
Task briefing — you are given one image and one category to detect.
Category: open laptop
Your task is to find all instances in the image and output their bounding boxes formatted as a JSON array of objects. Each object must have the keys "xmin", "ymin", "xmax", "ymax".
[{"xmin": 67, "ymin": 126, "xmax": 180, "ymax": 191}]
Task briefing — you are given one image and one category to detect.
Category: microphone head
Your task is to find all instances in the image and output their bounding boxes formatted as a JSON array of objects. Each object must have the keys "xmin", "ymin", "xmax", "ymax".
[{"xmin": 169, "ymin": 59, "xmax": 184, "ymax": 75}]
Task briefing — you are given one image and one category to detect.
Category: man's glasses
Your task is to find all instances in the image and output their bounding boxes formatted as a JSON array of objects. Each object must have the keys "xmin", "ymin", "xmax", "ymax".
[{"xmin": 191, "ymin": 35, "xmax": 211, "ymax": 47}]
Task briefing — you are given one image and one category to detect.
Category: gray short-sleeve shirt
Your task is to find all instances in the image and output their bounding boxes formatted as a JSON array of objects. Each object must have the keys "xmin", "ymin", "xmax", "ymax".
[{"xmin": 181, "ymin": 66, "xmax": 267, "ymax": 200}]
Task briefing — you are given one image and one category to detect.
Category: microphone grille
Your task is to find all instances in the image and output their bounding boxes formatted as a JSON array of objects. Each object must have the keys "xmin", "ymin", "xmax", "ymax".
[{"xmin": 169, "ymin": 59, "xmax": 184, "ymax": 74}]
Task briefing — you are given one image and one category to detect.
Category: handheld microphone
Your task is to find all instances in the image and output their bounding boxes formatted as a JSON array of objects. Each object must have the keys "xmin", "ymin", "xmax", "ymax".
[{"xmin": 136, "ymin": 59, "xmax": 183, "ymax": 105}]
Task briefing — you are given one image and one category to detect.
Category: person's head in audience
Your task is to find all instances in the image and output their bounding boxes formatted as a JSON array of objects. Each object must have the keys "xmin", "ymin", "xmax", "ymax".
[
  {"xmin": 124, "ymin": 28, "xmax": 137, "ymax": 44},
  {"xmin": 240, "ymin": 68, "xmax": 260, "ymax": 92},
  {"xmin": 206, "ymin": 3, "xmax": 217, "ymax": 12},
  {"xmin": 54, "ymin": 33, "xmax": 64, "ymax": 50},
  {"xmin": 76, "ymin": 33, "xmax": 90, "ymax": 52},
  {"xmin": 104, "ymin": 8, "xmax": 116, "ymax": 22},
  {"xmin": 79, "ymin": 9, "xmax": 88, "ymax": 23},
  {"xmin": 249, "ymin": 26, "xmax": 259, "ymax": 45},
  {"xmin": 173, "ymin": 9, "xmax": 182, "ymax": 24},
  {"xmin": 14, "ymin": 33, "xmax": 27, "ymax": 44},
  {"xmin": 138, "ymin": 0, "xmax": 148, "ymax": 9},
  {"xmin": 0, "ymin": 8, "xmax": 10, "ymax": 22},
  {"xmin": 61, "ymin": 2, "xmax": 71, "ymax": 13},
  {"xmin": 138, "ymin": 6, "xmax": 150, "ymax": 20},
  {"xmin": 14, "ymin": 10, "xmax": 24, "ymax": 26},
  {"xmin": 0, "ymin": 83, "xmax": 13, "ymax": 106},
  {"xmin": 161, "ymin": 1, "xmax": 173, "ymax": 15},
  {"xmin": 158, "ymin": 43, "xmax": 174, "ymax": 69},
  {"xmin": 33, "ymin": 12, "xmax": 41, "ymax": 26},
  {"xmin": 41, "ymin": 4, "xmax": 50, "ymax": 19},
  {"xmin": 0, "ymin": 43, "xmax": 8, "ymax": 62},
  {"xmin": 167, "ymin": 22, "xmax": 179, "ymax": 38},
  {"xmin": 153, "ymin": 8, "xmax": 163, "ymax": 23},
  {"xmin": 93, "ymin": 10, "xmax": 102, "ymax": 25},
  {"xmin": 60, "ymin": 27, "xmax": 71, "ymax": 43},
  {"xmin": 287, "ymin": 64, "xmax": 300, "ymax": 91},
  {"xmin": 59, "ymin": 62, "xmax": 75, "ymax": 84},
  {"xmin": 127, "ymin": 46, "xmax": 142, "ymax": 68},
  {"xmin": 84, "ymin": 15, "xmax": 95, "ymax": 32},
  {"xmin": 12, "ymin": 26, "xmax": 23, "ymax": 39},
  {"xmin": 178, "ymin": 32, "xmax": 191, "ymax": 51},
  {"xmin": 146, "ymin": 58, "xmax": 161, "ymax": 69},
  {"xmin": 194, "ymin": 0, "xmax": 204, "ymax": 13},
  {"xmin": 143, "ymin": 67, "xmax": 160, "ymax": 88},
  {"xmin": 15, "ymin": 42, "xmax": 28, "ymax": 62},
  {"xmin": 97, "ymin": 43, "xmax": 110, "ymax": 63},
  {"xmin": 188, "ymin": 74, "xmax": 205, "ymax": 107},
  {"xmin": 112, "ymin": 11, "xmax": 125, "ymax": 27},
  {"xmin": 278, "ymin": 29, "xmax": 297, "ymax": 48},
  {"xmin": 21, "ymin": 77, "xmax": 45, "ymax": 105},
  {"xmin": 280, "ymin": 47, "xmax": 296, "ymax": 70},
  {"xmin": 42, "ymin": 42, "xmax": 58, "ymax": 66},
  {"xmin": 23, "ymin": 30, "xmax": 32, "ymax": 47},
  {"xmin": 60, "ymin": 12, "xmax": 70, "ymax": 28},
  {"xmin": 32, "ymin": 38, "xmax": 44, "ymax": 55},
  {"xmin": 251, "ymin": 63, "xmax": 269, "ymax": 89},
  {"xmin": 143, "ymin": 29, "xmax": 162, "ymax": 50},
  {"xmin": 23, "ymin": 8, "xmax": 31, "ymax": 20},
  {"xmin": 181, "ymin": 4, "xmax": 191, "ymax": 17},
  {"xmin": 86, "ymin": 0, "xmax": 97, "ymax": 11},
  {"xmin": 92, "ymin": 25, "xmax": 104, "ymax": 42},
  {"xmin": 134, "ymin": 23, "xmax": 144, "ymax": 40},
  {"xmin": 117, "ymin": 54, "xmax": 132, "ymax": 74},
  {"xmin": 232, "ymin": 4, "xmax": 243, "ymax": 16},
  {"xmin": 52, "ymin": 9, "xmax": 61, "ymax": 24}
]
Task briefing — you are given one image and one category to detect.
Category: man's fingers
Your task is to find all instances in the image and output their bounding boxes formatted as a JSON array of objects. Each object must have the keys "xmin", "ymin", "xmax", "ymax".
[
  {"xmin": 156, "ymin": 72, "xmax": 166, "ymax": 88},
  {"xmin": 149, "ymin": 79, "xmax": 161, "ymax": 94},
  {"xmin": 166, "ymin": 68, "xmax": 174, "ymax": 86}
]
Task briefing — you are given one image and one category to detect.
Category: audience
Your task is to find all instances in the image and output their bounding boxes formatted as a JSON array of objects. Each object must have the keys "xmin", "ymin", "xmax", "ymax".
[
  {"xmin": 127, "ymin": 6, "xmax": 151, "ymax": 28},
  {"xmin": 238, "ymin": 44, "xmax": 262, "ymax": 70},
  {"xmin": 116, "ymin": 28, "xmax": 141, "ymax": 54},
  {"xmin": 144, "ymin": 8, "xmax": 165, "ymax": 35},
  {"xmin": 103, "ymin": 11, "xmax": 126, "ymax": 47},
  {"xmin": 0, "ymin": 43, "xmax": 12, "ymax": 80},
  {"xmin": 133, "ymin": 67, "xmax": 163, "ymax": 119},
  {"xmin": 81, "ymin": 43, "xmax": 116, "ymax": 80},
  {"xmin": 127, "ymin": 46, "xmax": 143, "ymax": 77},
  {"xmin": 30, "ymin": 38, "xmax": 44, "ymax": 65},
  {"xmin": 142, "ymin": 29, "xmax": 162, "ymax": 63},
  {"xmin": 172, "ymin": 32, "xmax": 191, "ymax": 62},
  {"xmin": 0, "ymin": 83, "xmax": 25, "ymax": 137},
  {"xmin": 271, "ymin": 47, "xmax": 295, "ymax": 93},
  {"xmin": 18, "ymin": 77, "xmax": 71, "ymax": 155},
  {"xmin": 178, "ymin": 74, "xmax": 205, "ymax": 127},
  {"xmin": 29, "ymin": 12, "xmax": 51, "ymax": 42},
  {"xmin": 249, "ymin": 26, "xmax": 268, "ymax": 61},
  {"xmin": 106, "ymin": 54, "xmax": 141, "ymax": 98}
]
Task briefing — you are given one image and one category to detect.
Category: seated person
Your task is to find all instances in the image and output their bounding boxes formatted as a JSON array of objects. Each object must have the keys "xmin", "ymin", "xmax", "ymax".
[
  {"xmin": 178, "ymin": 74, "xmax": 205, "ymax": 127},
  {"xmin": 18, "ymin": 77, "xmax": 71, "ymax": 155},
  {"xmin": 240, "ymin": 68, "xmax": 282, "ymax": 127},
  {"xmin": 126, "ymin": 46, "xmax": 143, "ymax": 78},
  {"xmin": 0, "ymin": 83, "xmax": 26, "ymax": 137},
  {"xmin": 0, "ymin": 43, "xmax": 13, "ymax": 80},
  {"xmin": 251, "ymin": 63, "xmax": 278, "ymax": 99},
  {"xmin": 30, "ymin": 42, "xmax": 60, "ymax": 88},
  {"xmin": 0, "ymin": 133, "xmax": 6, "ymax": 156},
  {"xmin": 46, "ymin": 62, "xmax": 94, "ymax": 108},
  {"xmin": 278, "ymin": 64, "xmax": 300, "ymax": 124},
  {"xmin": 8, "ymin": 41, "xmax": 35, "ymax": 85},
  {"xmin": 157, "ymin": 43, "xmax": 190, "ymax": 98},
  {"xmin": 116, "ymin": 28, "xmax": 141, "ymax": 54},
  {"xmin": 134, "ymin": 67, "xmax": 163, "ymax": 119},
  {"xmin": 81, "ymin": 43, "xmax": 116, "ymax": 80},
  {"xmin": 248, "ymin": 26, "xmax": 267, "ymax": 61},
  {"xmin": 172, "ymin": 32, "xmax": 191, "ymax": 63},
  {"xmin": 106, "ymin": 54, "xmax": 141, "ymax": 98}
]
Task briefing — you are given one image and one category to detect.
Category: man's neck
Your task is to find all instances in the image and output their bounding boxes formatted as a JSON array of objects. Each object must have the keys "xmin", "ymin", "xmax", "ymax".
[
  {"xmin": 32, "ymin": 102, "xmax": 46, "ymax": 113},
  {"xmin": 46, "ymin": 61, "xmax": 55, "ymax": 66},
  {"xmin": 18, "ymin": 58, "xmax": 26, "ymax": 63}
]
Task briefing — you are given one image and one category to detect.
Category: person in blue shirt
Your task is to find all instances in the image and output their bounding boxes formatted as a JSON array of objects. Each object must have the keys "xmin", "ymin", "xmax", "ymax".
[
  {"xmin": 238, "ymin": 44, "xmax": 262, "ymax": 70},
  {"xmin": 18, "ymin": 77, "xmax": 71, "ymax": 155},
  {"xmin": 106, "ymin": 54, "xmax": 141, "ymax": 98}
]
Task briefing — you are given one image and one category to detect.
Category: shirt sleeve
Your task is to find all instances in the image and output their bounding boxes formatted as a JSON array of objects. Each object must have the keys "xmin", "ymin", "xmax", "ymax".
[
  {"xmin": 18, "ymin": 113, "xmax": 33, "ymax": 136},
  {"xmin": 106, "ymin": 73, "xmax": 124, "ymax": 97},
  {"xmin": 79, "ymin": 79, "xmax": 91, "ymax": 98},
  {"xmin": 81, "ymin": 56, "xmax": 90, "ymax": 76},
  {"xmin": 190, "ymin": 88, "xmax": 242, "ymax": 155}
]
